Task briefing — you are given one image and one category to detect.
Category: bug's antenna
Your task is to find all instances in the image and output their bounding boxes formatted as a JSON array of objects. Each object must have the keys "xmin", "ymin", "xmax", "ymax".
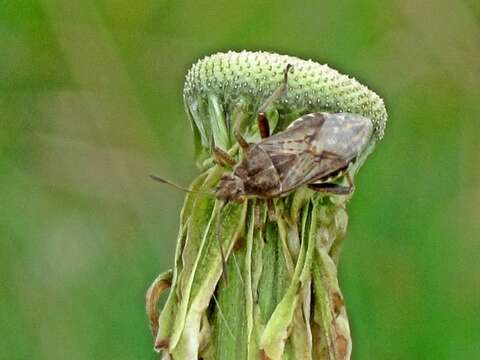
[
  {"xmin": 216, "ymin": 200, "xmax": 229, "ymax": 285},
  {"xmin": 212, "ymin": 292, "xmax": 234, "ymax": 339},
  {"xmin": 150, "ymin": 175, "xmax": 214, "ymax": 197}
]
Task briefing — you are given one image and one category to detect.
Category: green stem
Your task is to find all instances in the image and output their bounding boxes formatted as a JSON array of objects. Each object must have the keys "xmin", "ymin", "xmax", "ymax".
[{"xmin": 148, "ymin": 170, "xmax": 352, "ymax": 359}]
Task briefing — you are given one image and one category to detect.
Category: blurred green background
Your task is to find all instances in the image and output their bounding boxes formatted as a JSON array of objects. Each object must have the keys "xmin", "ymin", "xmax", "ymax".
[{"xmin": 1, "ymin": 0, "xmax": 479, "ymax": 359}]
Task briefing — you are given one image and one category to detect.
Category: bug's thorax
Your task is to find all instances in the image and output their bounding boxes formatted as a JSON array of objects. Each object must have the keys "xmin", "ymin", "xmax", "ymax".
[
  {"xmin": 215, "ymin": 144, "xmax": 283, "ymax": 201},
  {"xmin": 235, "ymin": 145, "xmax": 281, "ymax": 198}
]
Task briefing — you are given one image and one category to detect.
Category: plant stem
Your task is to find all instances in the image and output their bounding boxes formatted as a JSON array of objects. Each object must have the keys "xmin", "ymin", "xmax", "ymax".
[{"xmin": 148, "ymin": 170, "xmax": 352, "ymax": 359}]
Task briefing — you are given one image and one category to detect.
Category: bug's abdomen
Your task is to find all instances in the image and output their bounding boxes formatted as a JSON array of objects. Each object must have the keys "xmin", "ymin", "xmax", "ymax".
[{"xmin": 235, "ymin": 145, "xmax": 282, "ymax": 197}]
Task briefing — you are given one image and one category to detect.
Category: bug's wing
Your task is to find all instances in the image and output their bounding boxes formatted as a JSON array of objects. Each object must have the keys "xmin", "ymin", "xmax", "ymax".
[
  {"xmin": 259, "ymin": 112, "xmax": 373, "ymax": 192},
  {"xmin": 274, "ymin": 149, "xmax": 349, "ymax": 191},
  {"xmin": 258, "ymin": 113, "xmax": 351, "ymax": 191},
  {"xmin": 259, "ymin": 113, "xmax": 324, "ymax": 159}
]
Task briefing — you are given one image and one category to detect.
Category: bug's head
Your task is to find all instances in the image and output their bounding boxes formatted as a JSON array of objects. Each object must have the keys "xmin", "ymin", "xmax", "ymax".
[{"xmin": 216, "ymin": 174, "xmax": 245, "ymax": 202}]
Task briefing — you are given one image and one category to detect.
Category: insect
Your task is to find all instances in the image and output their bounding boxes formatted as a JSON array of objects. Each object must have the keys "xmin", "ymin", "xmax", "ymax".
[{"xmin": 213, "ymin": 111, "xmax": 372, "ymax": 203}]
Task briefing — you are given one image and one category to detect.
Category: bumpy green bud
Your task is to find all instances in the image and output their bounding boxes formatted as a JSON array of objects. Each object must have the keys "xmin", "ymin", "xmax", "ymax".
[{"xmin": 184, "ymin": 51, "xmax": 387, "ymax": 167}]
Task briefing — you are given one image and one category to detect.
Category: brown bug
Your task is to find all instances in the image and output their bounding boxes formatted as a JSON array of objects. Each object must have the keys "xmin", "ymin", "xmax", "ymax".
[{"xmin": 213, "ymin": 112, "xmax": 372, "ymax": 202}]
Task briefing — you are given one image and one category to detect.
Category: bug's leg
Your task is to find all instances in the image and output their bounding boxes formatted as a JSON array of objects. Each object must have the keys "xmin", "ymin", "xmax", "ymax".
[
  {"xmin": 346, "ymin": 173, "xmax": 355, "ymax": 191},
  {"xmin": 256, "ymin": 64, "xmax": 293, "ymax": 139},
  {"xmin": 254, "ymin": 200, "xmax": 264, "ymax": 229},
  {"xmin": 266, "ymin": 199, "xmax": 277, "ymax": 221},
  {"xmin": 257, "ymin": 112, "xmax": 270, "ymax": 139},
  {"xmin": 233, "ymin": 64, "xmax": 292, "ymax": 146},
  {"xmin": 216, "ymin": 201, "xmax": 229, "ymax": 285},
  {"xmin": 308, "ymin": 183, "xmax": 352, "ymax": 195},
  {"xmin": 213, "ymin": 146, "xmax": 237, "ymax": 168},
  {"xmin": 258, "ymin": 64, "xmax": 293, "ymax": 113},
  {"xmin": 308, "ymin": 174, "xmax": 355, "ymax": 195},
  {"xmin": 232, "ymin": 109, "xmax": 250, "ymax": 151}
]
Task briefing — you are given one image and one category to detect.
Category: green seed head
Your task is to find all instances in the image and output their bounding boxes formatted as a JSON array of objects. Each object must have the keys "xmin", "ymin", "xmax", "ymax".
[{"xmin": 183, "ymin": 50, "xmax": 387, "ymax": 165}]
